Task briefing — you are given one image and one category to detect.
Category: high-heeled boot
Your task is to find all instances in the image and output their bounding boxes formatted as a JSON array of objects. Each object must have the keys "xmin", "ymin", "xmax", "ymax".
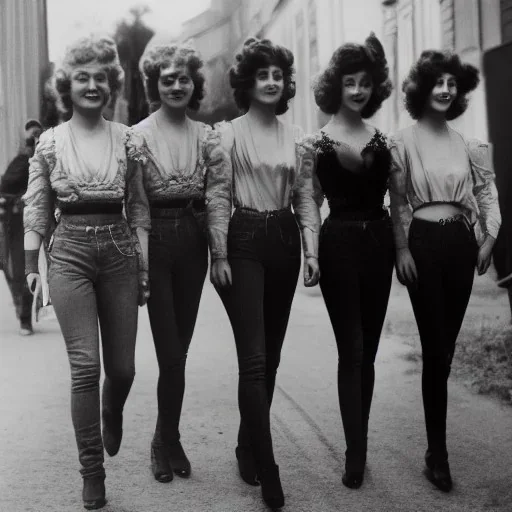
[
  {"xmin": 150, "ymin": 442, "xmax": 173, "ymax": 483},
  {"xmin": 82, "ymin": 476, "xmax": 107, "ymax": 510},
  {"xmin": 258, "ymin": 464, "xmax": 285, "ymax": 509},
  {"xmin": 168, "ymin": 441, "xmax": 191, "ymax": 478}
]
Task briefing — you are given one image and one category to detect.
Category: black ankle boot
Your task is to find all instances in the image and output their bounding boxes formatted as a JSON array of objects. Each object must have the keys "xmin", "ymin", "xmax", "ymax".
[
  {"xmin": 82, "ymin": 476, "xmax": 106, "ymax": 510},
  {"xmin": 168, "ymin": 441, "xmax": 191, "ymax": 478},
  {"xmin": 235, "ymin": 446, "xmax": 259, "ymax": 486},
  {"xmin": 258, "ymin": 464, "xmax": 284, "ymax": 509},
  {"xmin": 425, "ymin": 453, "xmax": 452, "ymax": 492},
  {"xmin": 102, "ymin": 410, "xmax": 123, "ymax": 457},
  {"xmin": 151, "ymin": 443, "xmax": 173, "ymax": 483}
]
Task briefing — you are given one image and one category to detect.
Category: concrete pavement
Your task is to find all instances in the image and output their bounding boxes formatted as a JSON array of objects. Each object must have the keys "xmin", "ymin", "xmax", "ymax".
[{"xmin": 1, "ymin": 272, "xmax": 511, "ymax": 512}]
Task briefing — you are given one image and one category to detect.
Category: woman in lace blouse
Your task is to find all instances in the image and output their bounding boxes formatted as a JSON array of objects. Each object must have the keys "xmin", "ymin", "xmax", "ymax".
[
  {"xmin": 300, "ymin": 33, "xmax": 393, "ymax": 490},
  {"xmin": 206, "ymin": 38, "xmax": 320, "ymax": 509},
  {"xmin": 389, "ymin": 51, "xmax": 501, "ymax": 492},
  {"xmin": 134, "ymin": 44, "xmax": 210, "ymax": 483},
  {"xmin": 23, "ymin": 35, "xmax": 150, "ymax": 510}
]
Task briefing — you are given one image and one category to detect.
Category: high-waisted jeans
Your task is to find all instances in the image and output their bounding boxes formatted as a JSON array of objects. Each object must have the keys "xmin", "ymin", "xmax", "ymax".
[
  {"xmin": 217, "ymin": 207, "xmax": 301, "ymax": 470},
  {"xmin": 48, "ymin": 213, "xmax": 139, "ymax": 479},
  {"xmin": 407, "ymin": 216, "xmax": 478, "ymax": 463},
  {"xmin": 319, "ymin": 214, "xmax": 395, "ymax": 472},
  {"xmin": 147, "ymin": 208, "xmax": 208, "ymax": 447}
]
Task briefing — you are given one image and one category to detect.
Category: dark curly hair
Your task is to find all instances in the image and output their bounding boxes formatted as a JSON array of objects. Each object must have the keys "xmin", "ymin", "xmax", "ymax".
[
  {"xmin": 229, "ymin": 38, "xmax": 296, "ymax": 115},
  {"xmin": 402, "ymin": 50, "xmax": 480, "ymax": 120},
  {"xmin": 139, "ymin": 44, "xmax": 205, "ymax": 111},
  {"xmin": 52, "ymin": 34, "xmax": 124, "ymax": 115},
  {"xmin": 313, "ymin": 33, "xmax": 392, "ymax": 119}
]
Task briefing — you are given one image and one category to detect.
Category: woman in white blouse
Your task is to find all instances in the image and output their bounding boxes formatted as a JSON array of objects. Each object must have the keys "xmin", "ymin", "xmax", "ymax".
[
  {"xmin": 23, "ymin": 35, "xmax": 150, "ymax": 510},
  {"xmin": 389, "ymin": 50, "xmax": 501, "ymax": 493}
]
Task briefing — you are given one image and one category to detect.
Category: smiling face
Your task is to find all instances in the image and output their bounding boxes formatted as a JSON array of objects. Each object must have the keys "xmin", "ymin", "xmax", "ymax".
[
  {"xmin": 340, "ymin": 70, "xmax": 373, "ymax": 115},
  {"xmin": 157, "ymin": 63, "xmax": 195, "ymax": 110},
  {"xmin": 249, "ymin": 65, "xmax": 284, "ymax": 108},
  {"xmin": 69, "ymin": 63, "xmax": 111, "ymax": 112},
  {"xmin": 427, "ymin": 72, "xmax": 457, "ymax": 115}
]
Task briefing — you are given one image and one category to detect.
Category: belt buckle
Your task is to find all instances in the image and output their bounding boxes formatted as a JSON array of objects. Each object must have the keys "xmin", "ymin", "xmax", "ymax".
[{"xmin": 439, "ymin": 218, "xmax": 446, "ymax": 226}]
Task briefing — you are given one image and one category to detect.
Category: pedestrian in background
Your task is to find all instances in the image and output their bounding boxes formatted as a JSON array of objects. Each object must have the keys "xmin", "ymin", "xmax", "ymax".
[
  {"xmin": 135, "ymin": 43, "xmax": 210, "ymax": 483},
  {"xmin": 0, "ymin": 119, "xmax": 42, "ymax": 335},
  {"xmin": 300, "ymin": 33, "xmax": 394, "ymax": 490},
  {"xmin": 389, "ymin": 50, "xmax": 501, "ymax": 492},
  {"xmin": 23, "ymin": 34, "xmax": 150, "ymax": 510},
  {"xmin": 206, "ymin": 37, "xmax": 320, "ymax": 509}
]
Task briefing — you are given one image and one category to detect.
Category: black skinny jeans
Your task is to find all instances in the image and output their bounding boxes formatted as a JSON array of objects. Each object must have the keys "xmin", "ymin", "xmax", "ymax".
[
  {"xmin": 408, "ymin": 217, "xmax": 478, "ymax": 463},
  {"xmin": 217, "ymin": 207, "xmax": 301, "ymax": 470},
  {"xmin": 147, "ymin": 208, "xmax": 208, "ymax": 447},
  {"xmin": 48, "ymin": 213, "xmax": 139, "ymax": 479},
  {"xmin": 319, "ymin": 215, "xmax": 395, "ymax": 472}
]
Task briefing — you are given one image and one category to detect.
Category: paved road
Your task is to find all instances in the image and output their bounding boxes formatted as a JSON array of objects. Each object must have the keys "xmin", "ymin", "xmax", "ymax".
[{"xmin": 1, "ymin": 272, "xmax": 511, "ymax": 512}]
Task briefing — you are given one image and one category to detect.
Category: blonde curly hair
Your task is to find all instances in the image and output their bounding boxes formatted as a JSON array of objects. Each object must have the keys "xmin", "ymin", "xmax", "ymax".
[
  {"xmin": 139, "ymin": 43, "xmax": 205, "ymax": 111},
  {"xmin": 52, "ymin": 34, "xmax": 124, "ymax": 114}
]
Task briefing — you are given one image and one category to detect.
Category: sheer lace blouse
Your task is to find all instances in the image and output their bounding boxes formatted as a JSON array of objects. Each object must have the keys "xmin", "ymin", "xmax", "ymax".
[
  {"xmin": 389, "ymin": 125, "xmax": 501, "ymax": 248},
  {"xmin": 132, "ymin": 114, "xmax": 212, "ymax": 201},
  {"xmin": 205, "ymin": 116, "xmax": 321, "ymax": 260},
  {"xmin": 23, "ymin": 121, "xmax": 151, "ymax": 237}
]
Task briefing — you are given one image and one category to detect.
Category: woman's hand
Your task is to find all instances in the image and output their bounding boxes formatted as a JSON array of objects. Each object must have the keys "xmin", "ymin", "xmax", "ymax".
[
  {"xmin": 138, "ymin": 270, "xmax": 150, "ymax": 306},
  {"xmin": 210, "ymin": 258, "xmax": 232, "ymax": 289},
  {"xmin": 26, "ymin": 272, "xmax": 42, "ymax": 295},
  {"xmin": 396, "ymin": 247, "xmax": 418, "ymax": 287},
  {"xmin": 477, "ymin": 236, "xmax": 495, "ymax": 275},
  {"xmin": 304, "ymin": 256, "xmax": 320, "ymax": 287}
]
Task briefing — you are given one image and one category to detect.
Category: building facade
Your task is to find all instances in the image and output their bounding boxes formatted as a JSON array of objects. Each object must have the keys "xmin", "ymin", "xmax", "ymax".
[
  {"xmin": 0, "ymin": 0, "xmax": 49, "ymax": 174},
  {"xmin": 382, "ymin": 0, "xmax": 507, "ymax": 140}
]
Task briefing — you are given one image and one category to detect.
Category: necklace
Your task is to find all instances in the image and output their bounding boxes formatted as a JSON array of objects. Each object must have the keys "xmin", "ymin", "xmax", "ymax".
[{"xmin": 154, "ymin": 114, "xmax": 197, "ymax": 175}]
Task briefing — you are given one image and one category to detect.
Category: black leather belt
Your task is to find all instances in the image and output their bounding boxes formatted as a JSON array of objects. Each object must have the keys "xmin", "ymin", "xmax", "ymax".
[
  {"xmin": 59, "ymin": 202, "xmax": 123, "ymax": 215},
  {"xmin": 151, "ymin": 198, "xmax": 205, "ymax": 211}
]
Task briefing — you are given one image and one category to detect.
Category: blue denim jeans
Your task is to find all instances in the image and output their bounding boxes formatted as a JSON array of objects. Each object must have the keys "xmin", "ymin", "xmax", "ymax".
[
  {"xmin": 217, "ymin": 207, "xmax": 301, "ymax": 470},
  {"xmin": 147, "ymin": 208, "xmax": 208, "ymax": 447},
  {"xmin": 48, "ymin": 213, "xmax": 139, "ymax": 478},
  {"xmin": 319, "ymin": 214, "xmax": 395, "ymax": 472}
]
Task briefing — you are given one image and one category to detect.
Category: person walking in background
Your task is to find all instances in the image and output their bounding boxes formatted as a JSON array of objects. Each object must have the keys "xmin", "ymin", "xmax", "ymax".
[
  {"xmin": 23, "ymin": 35, "xmax": 150, "ymax": 510},
  {"xmin": 206, "ymin": 38, "xmax": 320, "ymax": 509},
  {"xmin": 300, "ymin": 33, "xmax": 394, "ymax": 490},
  {"xmin": 0, "ymin": 119, "xmax": 42, "ymax": 335},
  {"xmin": 389, "ymin": 50, "xmax": 501, "ymax": 492},
  {"xmin": 135, "ymin": 43, "xmax": 210, "ymax": 483}
]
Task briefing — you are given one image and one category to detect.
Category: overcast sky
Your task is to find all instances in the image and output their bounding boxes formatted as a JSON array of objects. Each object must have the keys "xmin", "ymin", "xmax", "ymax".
[{"xmin": 48, "ymin": 0, "xmax": 211, "ymax": 62}]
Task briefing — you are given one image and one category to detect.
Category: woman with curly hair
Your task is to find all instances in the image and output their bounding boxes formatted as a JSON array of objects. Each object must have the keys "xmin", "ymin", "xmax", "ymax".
[
  {"xmin": 206, "ymin": 37, "xmax": 320, "ymax": 509},
  {"xmin": 389, "ymin": 50, "xmax": 501, "ymax": 492},
  {"xmin": 134, "ymin": 43, "xmax": 210, "ymax": 483},
  {"xmin": 23, "ymin": 34, "xmax": 150, "ymax": 509},
  {"xmin": 300, "ymin": 33, "xmax": 393, "ymax": 489}
]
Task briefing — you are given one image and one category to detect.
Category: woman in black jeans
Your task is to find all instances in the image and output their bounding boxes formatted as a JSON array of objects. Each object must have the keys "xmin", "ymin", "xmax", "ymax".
[
  {"xmin": 390, "ymin": 50, "xmax": 501, "ymax": 492},
  {"xmin": 301, "ymin": 33, "xmax": 393, "ymax": 489},
  {"xmin": 206, "ymin": 38, "xmax": 320, "ymax": 509},
  {"xmin": 135, "ymin": 44, "xmax": 210, "ymax": 482},
  {"xmin": 23, "ymin": 35, "xmax": 150, "ymax": 510}
]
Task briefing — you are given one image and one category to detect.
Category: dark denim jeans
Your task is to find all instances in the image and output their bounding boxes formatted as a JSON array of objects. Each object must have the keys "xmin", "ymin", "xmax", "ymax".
[
  {"xmin": 147, "ymin": 208, "xmax": 208, "ymax": 447},
  {"xmin": 408, "ymin": 217, "xmax": 478, "ymax": 463},
  {"xmin": 217, "ymin": 207, "xmax": 301, "ymax": 470},
  {"xmin": 48, "ymin": 213, "xmax": 139, "ymax": 479},
  {"xmin": 1, "ymin": 208, "xmax": 32, "ymax": 324},
  {"xmin": 319, "ymin": 215, "xmax": 395, "ymax": 472}
]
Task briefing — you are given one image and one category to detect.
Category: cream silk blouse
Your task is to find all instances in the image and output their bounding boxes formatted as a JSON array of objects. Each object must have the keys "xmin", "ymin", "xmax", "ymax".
[
  {"xmin": 389, "ymin": 125, "xmax": 501, "ymax": 249},
  {"xmin": 205, "ymin": 116, "xmax": 321, "ymax": 260}
]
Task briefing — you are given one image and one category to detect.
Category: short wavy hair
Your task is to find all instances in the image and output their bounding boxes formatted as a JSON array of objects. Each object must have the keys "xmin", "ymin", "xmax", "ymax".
[
  {"xmin": 52, "ymin": 34, "xmax": 124, "ymax": 115},
  {"xmin": 229, "ymin": 38, "xmax": 296, "ymax": 115},
  {"xmin": 313, "ymin": 33, "xmax": 392, "ymax": 119},
  {"xmin": 139, "ymin": 44, "xmax": 205, "ymax": 111},
  {"xmin": 402, "ymin": 50, "xmax": 480, "ymax": 120}
]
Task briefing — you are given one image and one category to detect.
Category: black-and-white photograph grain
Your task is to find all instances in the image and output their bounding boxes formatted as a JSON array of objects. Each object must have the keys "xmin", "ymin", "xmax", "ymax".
[{"xmin": 1, "ymin": 0, "xmax": 511, "ymax": 510}]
